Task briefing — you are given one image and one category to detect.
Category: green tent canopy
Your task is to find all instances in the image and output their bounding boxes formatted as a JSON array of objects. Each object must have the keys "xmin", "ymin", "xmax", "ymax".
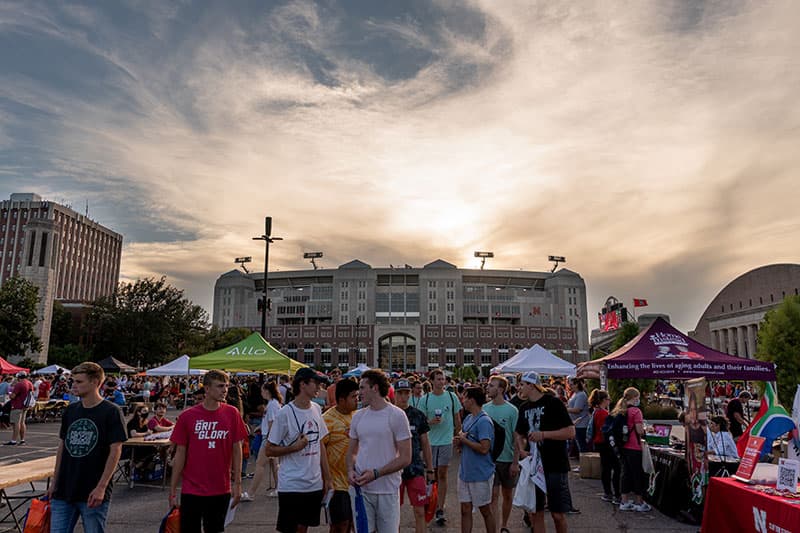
[{"xmin": 189, "ymin": 332, "xmax": 307, "ymax": 374}]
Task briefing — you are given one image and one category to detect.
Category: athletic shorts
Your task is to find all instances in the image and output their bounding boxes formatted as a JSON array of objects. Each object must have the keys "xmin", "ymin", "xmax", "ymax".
[
  {"xmin": 277, "ymin": 490, "xmax": 323, "ymax": 532},
  {"xmin": 494, "ymin": 461, "xmax": 519, "ymax": 489},
  {"xmin": 400, "ymin": 476, "xmax": 428, "ymax": 507},
  {"xmin": 458, "ymin": 475, "xmax": 494, "ymax": 507},
  {"xmin": 534, "ymin": 472, "xmax": 571, "ymax": 514},
  {"xmin": 10, "ymin": 409, "xmax": 26, "ymax": 424},
  {"xmin": 179, "ymin": 493, "xmax": 230, "ymax": 533},
  {"xmin": 432, "ymin": 444, "xmax": 453, "ymax": 467},
  {"xmin": 329, "ymin": 490, "xmax": 352, "ymax": 525}
]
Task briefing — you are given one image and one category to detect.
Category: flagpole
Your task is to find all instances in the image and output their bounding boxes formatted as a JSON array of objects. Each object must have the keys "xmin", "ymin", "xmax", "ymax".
[{"xmin": 630, "ymin": 299, "xmax": 637, "ymax": 323}]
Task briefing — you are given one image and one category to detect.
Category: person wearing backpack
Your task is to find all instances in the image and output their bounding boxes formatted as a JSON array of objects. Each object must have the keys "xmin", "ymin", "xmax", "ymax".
[
  {"xmin": 4, "ymin": 371, "xmax": 33, "ymax": 446},
  {"xmin": 483, "ymin": 375, "xmax": 518, "ymax": 533},
  {"xmin": 589, "ymin": 389, "xmax": 620, "ymax": 504},
  {"xmin": 613, "ymin": 387, "xmax": 651, "ymax": 512},
  {"xmin": 454, "ymin": 386, "xmax": 496, "ymax": 533}
]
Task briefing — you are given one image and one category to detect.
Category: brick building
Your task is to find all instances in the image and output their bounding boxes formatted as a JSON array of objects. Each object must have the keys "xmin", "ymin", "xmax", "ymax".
[{"xmin": 0, "ymin": 193, "xmax": 123, "ymax": 362}]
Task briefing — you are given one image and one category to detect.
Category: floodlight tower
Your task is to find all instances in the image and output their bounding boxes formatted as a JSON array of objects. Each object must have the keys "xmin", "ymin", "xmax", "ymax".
[
  {"xmin": 304, "ymin": 252, "xmax": 323, "ymax": 270},
  {"xmin": 474, "ymin": 251, "xmax": 494, "ymax": 270},
  {"xmin": 253, "ymin": 217, "xmax": 283, "ymax": 336},
  {"xmin": 548, "ymin": 255, "xmax": 566, "ymax": 273},
  {"xmin": 234, "ymin": 256, "xmax": 252, "ymax": 274}
]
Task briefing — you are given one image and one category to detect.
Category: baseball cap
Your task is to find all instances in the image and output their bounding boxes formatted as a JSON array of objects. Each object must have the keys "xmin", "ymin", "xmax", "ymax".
[
  {"xmin": 16, "ymin": 371, "xmax": 27, "ymax": 378},
  {"xmin": 521, "ymin": 371, "xmax": 546, "ymax": 391},
  {"xmin": 395, "ymin": 379, "xmax": 411, "ymax": 390},
  {"xmin": 294, "ymin": 367, "xmax": 331, "ymax": 385}
]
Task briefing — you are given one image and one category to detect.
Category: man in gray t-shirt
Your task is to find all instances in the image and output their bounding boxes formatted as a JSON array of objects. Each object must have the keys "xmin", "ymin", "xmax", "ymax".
[{"xmin": 566, "ymin": 379, "xmax": 590, "ymax": 454}]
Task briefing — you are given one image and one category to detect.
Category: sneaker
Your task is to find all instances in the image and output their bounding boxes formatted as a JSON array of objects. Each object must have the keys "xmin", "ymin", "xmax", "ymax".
[
  {"xmin": 18, "ymin": 440, "xmax": 25, "ymax": 445},
  {"xmin": 2, "ymin": 441, "xmax": 17, "ymax": 446},
  {"xmin": 240, "ymin": 492, "xmax": 254, "ymax": 502},
  {"xmin": 267, "ymin": 490, "xmax": 278, "ymax": 498},
  {"xmin": 619, "ymin": 502, "xmax": 635, "ymax": 511},
  {"xmin": 600, "ymin": 494, "xmax": 615, "ymax": 502},
  {"xmin": 634, "ymin": 503, "xmax": 652, "ymax": 512},
  {"xmin": 567, "ymin": 507, "xmax": 581, "ymax": 514},
  {"xmin": 612, "ymin": 497, "xmax": 622, "ymax": 505},
  {"xmin": 435, "ymin": 509, "xmax": 446, "ymax": 526}
]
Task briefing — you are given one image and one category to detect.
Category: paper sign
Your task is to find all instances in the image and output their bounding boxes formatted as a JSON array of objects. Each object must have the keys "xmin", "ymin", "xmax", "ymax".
[
  {"xmin": 777, "ymin": 458, "xmax": 799, "ymax": 493},
  {"xmin": 734, "ymin": 435, "xmax": 766, "ymax": 482}
]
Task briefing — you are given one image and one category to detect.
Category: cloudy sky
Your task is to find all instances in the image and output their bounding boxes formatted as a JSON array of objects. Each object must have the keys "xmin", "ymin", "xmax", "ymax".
[{"xmin": 1, "ymin": 0, "xmax": 799, "ymax": 333}]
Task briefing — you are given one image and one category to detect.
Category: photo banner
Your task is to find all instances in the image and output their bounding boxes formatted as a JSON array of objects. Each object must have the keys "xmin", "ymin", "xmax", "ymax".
[{"xmin": 684, "ymin": 377, "xmax": 708, "ymax": 506}]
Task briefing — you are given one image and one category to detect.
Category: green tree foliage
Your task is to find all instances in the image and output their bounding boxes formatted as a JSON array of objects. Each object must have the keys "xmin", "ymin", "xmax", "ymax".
[
  {"xmin": 755, "ymin": 295, "xmax": 800, "ymax": 409},
  {"xmin": 0, "ymin": 276, "xmax": 42, "ymax": 356},
  {"xmin": 48, "ymin": 344, "xmax": 93, "ymax": 370},
  {"xmin": 85, "ymin": 277, "xmax": 209, "ymax": 366},
  {"xmin": 49, "ymin": 301, "xmax": 78, "ymax": 347},
  {"xmin": 605, "ymin": 322, "xmax": 656, "ymax": 406}
]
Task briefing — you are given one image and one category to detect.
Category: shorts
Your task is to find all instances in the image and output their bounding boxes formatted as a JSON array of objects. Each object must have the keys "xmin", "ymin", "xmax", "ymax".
[
  {"xmin": 356, "ymin": 491, "xmax": 401, "ymax": 532},
  {"xmin": 432, "ymin": 444, "xmax": 453, "ymax": 468},
  {"xmin": 179, "ymin": 493, "xmax": 230, "ymax": 533},
  {"xmin": 458, "ymin": 475, "xmax": 494, "ymax": 507},
  {"xmin": 277, "ymin": 490, "xmax": 323, "ymax": 532},
  {"xmin": 329, "ymin": 490, "xmax": 352, "ymax": 525},
  {"xmin": 494, "ymin": 462, "xmax": 518, "ymax": 489},
  {"xmin": 400, "ymin": 476, "xmax": 428, "ymax": 507},
  {"xmin": 10, "ymin": 409, "xmax": 26, "ymax": 424},
  {"xmin": 534, "ymin": 472, "xmax": 571, "ymax": 514}
]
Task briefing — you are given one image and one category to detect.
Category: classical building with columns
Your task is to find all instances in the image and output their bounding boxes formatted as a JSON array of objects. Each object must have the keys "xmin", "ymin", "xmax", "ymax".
[
  {"xmin": 689, "ymin": 264, "xmax": 800, "ymax": 358},
  {"xmin": 213, "ymin": 259, "xmax": 589, "ymax": 372},
  {"xmin": 0, "ymin": 193, "xmax": 123, "ymax": 363}
]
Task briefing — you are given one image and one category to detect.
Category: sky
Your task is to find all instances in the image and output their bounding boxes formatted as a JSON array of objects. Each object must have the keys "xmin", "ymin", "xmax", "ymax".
[{"xmin": 1, "ymin": 0, "xmax": 799, "ymax": 334}]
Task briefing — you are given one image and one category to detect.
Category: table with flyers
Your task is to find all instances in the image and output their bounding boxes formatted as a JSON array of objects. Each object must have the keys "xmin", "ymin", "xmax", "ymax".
[
  {"xmin": 119, "ymin": 436, "xmax": 172, "ymax": 489},
  {"xmin": 701, "ymin": 477, "xmax": 800, "ymax": 533}
]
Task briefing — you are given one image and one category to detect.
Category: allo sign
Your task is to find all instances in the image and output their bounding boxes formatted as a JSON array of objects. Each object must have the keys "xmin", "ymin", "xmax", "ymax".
[{"xmin": 226, "ymin": 347, "xmax": 267, "ymax": 356}]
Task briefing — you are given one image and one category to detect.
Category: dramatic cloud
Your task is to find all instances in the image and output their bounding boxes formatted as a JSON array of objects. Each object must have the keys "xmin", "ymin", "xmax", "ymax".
[{"xmin": 1, "ymin": 0, "xmax": 799, "ymax": 332}]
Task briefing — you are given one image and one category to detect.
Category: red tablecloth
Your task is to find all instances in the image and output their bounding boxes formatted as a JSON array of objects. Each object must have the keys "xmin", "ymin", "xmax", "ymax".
[{"xmin": 701, "ymin": 477, "xmax": 800, "ymax": 533}]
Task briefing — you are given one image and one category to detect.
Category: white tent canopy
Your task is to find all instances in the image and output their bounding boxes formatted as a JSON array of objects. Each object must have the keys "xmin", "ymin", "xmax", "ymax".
[
  {"xmin": 33, "ymin": 364, "xmax": 71, "ymax": 375},
  {"xmin": 343, "ymin": 363, "xmax": 371, "ymax": 378},
  {"xmin": 146, "ymin": 355, "xmax": 207, "ymax": 376},
  {"xmin": 491, "ymin": 344, "xmax": 576, "ymax": 376}
]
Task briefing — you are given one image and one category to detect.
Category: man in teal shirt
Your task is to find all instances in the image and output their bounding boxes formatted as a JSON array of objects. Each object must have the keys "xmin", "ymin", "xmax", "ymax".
[
  {"xmin": 421, "ymin": 369, "xmax": 462, "ymax": 526},
  {"xmin": 483, "ymin": 375, "xmax": 519, "ymax": 533}
]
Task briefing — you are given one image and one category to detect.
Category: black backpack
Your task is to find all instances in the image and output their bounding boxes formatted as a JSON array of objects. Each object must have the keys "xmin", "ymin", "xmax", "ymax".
[
  {"xmin": 601, "ymin": 412, "xmax": 629, "ymax": 451},
  {"xmin": 489, "ymin": 418, "xmax": 505, "ymax": 462}
]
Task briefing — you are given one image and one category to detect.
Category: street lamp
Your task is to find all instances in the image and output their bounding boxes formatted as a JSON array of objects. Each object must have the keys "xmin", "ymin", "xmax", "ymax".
[
  {"xmin": 474, "ymin": 251, "xmax": 494, "ymax": 270},
  {"xmin": 253, "ymin": 217, "xmax": 283, "ymax": 337},
  {"xmin": 304, "ymin": 251, "xmax": 323, "ymax": 270}
]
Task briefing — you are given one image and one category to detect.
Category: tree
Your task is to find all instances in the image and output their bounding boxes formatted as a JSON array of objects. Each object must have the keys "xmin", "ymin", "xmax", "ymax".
[
  {"xmin": 49, "ymin": 301, "xmax": 77, "ymax": 348},
  {"xmin": 48, "ymin": 344, "xmax": 93, "ymax": 370},
  {"xmin": 84, "ymin": 277, "xmax": 209, "ymax": 366},
  {"xmin": 755, "ymin": 295, "xmax": 800, "ymax": 408},
  {"xmin": 0, "ymin": 276, "xmax": 42, "ymax": 357},
  {"xmin": 605, "ymin": 322, "xmax": 656, "ymax": 405}
]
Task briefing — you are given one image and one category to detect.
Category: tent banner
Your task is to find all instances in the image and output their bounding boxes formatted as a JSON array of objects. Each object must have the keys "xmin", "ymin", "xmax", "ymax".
[
  {"xmin": 684, "ymin": 377, "xmax": 708, "ymax": 505},
  {"xmin": 605, "ymin": 359, "xmax": 775, "ymax": 380}
]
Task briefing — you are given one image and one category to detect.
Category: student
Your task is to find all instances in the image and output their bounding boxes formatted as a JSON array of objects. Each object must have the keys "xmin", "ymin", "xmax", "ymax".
[
  {"xmin": 170, "ymin": 370, "xmax": 249, "ymax": 532},
  {"xmin": 265, "ymin": 368, "xmax": 333, "ymax": 533},
  {"xmin": 242, "ymin": 381, "xmax": 283, "ymax": 501},
  {"xmin": 589, "ymin": 389, "xmax": 620, "ymax": 504},
  {"xmin": 322, "ymin": 378, "xmax": 360, "ymax": 533},
  {"xmin": 147, "ymin": 402, "xmax": 174, "ymax": 433},
  {"xmin": 48, "ymin": 362, "xmax": 127, "ymax": 533},
  {"xmin": 347, "ymin": 369, "xmax": 412, "ymax": 533},
  {"xmin": 484, "ymin": 375, "xmax": 519, "ymax": 533},
  {"xmin": 127, "ymin": 405, "xmax": 152, "ymax": 437},
  {"xmin": 614, "ymin": 387, "xmax": 651, "ymax": 512},
  {"xmin": 5, "ymin": 372, "xmax": 33, "ymax": 446}
]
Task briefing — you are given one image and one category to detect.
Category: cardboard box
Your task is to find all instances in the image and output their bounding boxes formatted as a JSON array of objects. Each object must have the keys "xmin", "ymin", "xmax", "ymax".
[{"xmin": 580, "ymin": 452, "xmax": 601, "ymax": 479}]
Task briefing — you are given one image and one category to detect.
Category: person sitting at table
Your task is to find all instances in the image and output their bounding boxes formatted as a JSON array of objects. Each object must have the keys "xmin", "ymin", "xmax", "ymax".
[
  {"xmin": 127, "ymin": 405, "xmax": 152, "ymax": 438},
  {"xmin": 147, "ymin": 402, "xmax": 174, "ymax": 434},
  {"xmin": 706, "ymin": 416, "xmax": 739, "ymax": 460},
  {"xmin": 105, "ymin": 381, "xmax": 127, "ymax": 408}
]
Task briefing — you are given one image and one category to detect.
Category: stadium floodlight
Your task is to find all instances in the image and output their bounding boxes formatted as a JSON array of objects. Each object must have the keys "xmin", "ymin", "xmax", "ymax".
[
  {"xmin": 548, "ymin": 255, "xmax": 566, "ymax": 273},
  {"xmin": 474, "ymin": 251, "xmax": 494, "ymax": 270},
  {"xmin": 304, "ymin": 252, "xmax": 323, "ymax": 270},
  {"xmin": 234, "ymin": 256, "xmax": 252, "ymax": 274}
]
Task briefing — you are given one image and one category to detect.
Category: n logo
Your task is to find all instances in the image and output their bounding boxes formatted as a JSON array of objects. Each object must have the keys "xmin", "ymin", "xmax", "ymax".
[{"xmin": 753, "ymin": 507, "xmax": 767, "ymax": 533}]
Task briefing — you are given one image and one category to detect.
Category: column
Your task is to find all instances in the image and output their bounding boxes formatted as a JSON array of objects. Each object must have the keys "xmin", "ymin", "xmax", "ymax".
[
  {"xmin": 748, "ymin": 324, "xmax": 758, "ymax": 358},
  {"xmin": 737, "ymin": 326, "xmax": 746, "ymax": 358},
  {"xmin": 711, "ymin": 330, "xmax": 719, "ymax": 350}
]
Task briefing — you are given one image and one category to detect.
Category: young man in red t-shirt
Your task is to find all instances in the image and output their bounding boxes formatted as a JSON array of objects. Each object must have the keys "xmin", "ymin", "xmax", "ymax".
[
  {"xmin": 5, "ymin": 372, "xmax": 33, "ymax": 446},
  {"xmin": 170, "ymin": 370, "xmax": 248, "ymax": 533}
]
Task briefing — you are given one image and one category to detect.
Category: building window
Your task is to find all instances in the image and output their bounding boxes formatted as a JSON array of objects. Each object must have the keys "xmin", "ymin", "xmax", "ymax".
[
  {"xmin": 339, "ymin": 315, "xmax": 349, "ymax": 324},
  {"xmin": 464, "ymin": 350, "xmax": 474, "ymax": 364},
  {"xmin": 428, "ymin": 281, "xmax": 437, "ymax": 288},
  {"xmin": 428, "ymin": 314, "xmax": 437, "ymax": 324},
  {"xmin": 446, "ymin": 315, "xmax": 454, "ymax": 324}
]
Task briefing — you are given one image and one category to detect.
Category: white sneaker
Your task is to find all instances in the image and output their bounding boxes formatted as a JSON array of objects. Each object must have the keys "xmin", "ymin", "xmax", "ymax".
[
  {"xmin": 619, "ymin": 502, "xmax": 635, "ymax": 511},
  {"xmin": 634, "ymin": 503, "xmax": 652, "ymax": 512},
  {"xmin": 267, "ymin": 490, "xmax": 278, "ymax": 497},
  {"xmin": 240, "ymin": 492, "xmax": 254, "ymax": 502}
]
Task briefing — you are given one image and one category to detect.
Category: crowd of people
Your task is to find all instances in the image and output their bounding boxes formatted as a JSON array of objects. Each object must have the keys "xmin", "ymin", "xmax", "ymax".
[{"xmin": 6, "ymin": 362, "xmax": 759, "ymax": 533}]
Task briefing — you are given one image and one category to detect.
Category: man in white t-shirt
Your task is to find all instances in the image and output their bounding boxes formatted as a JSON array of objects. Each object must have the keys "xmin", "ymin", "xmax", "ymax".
[
  {"xmin": 265, "ymin": 368, "xmax": 333, "ymax": 533},
  {"xmin": 347, "ymin": 369, "xmax": 411, "ymax": 533}
]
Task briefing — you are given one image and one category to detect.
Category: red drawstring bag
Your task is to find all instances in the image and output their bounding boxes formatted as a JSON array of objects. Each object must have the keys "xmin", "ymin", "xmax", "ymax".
[
  {"xmin": 23, "ymin": 497, "xmax": 50, "ymax": 533},
  {"xmin": 158, "ymin": 506, "xmax": 180, "ymax": 533},
  {"xmin": 424, "ymin": 482, "xmax": 438, "ymax": 523}
]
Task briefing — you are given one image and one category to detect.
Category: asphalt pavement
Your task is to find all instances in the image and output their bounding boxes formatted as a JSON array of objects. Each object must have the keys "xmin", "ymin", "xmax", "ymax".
[{"xmin": 1, "ymin": 413, "xmax": 698, "ymax": 532}]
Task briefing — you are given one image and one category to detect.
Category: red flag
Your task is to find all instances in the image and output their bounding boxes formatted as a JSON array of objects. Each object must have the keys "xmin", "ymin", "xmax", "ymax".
[{"xmin": 633, "ymin": 298, "xmax": 648, "ymax": 307}]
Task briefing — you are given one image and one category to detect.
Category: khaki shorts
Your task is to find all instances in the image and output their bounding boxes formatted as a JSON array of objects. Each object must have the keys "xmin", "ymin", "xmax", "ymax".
[{"xmin": 10, "ymin": 409, "xmax": 26, "ymax": 424}]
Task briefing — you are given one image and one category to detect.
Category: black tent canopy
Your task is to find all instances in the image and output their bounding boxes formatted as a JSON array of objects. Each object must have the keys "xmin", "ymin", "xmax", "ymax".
[{"xmin": 96, "ymin": 356, "xmax": 137, "ymax": 374}]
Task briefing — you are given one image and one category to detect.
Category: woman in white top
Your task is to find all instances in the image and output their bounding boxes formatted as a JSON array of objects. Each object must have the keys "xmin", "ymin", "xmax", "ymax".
[
  {"xmin": 241, "ymin": 381, "xmax": 283, "ymax": 501},
  {"xmin": 706, "ymin": 416, "xmax": 739, "ymax": 460}
]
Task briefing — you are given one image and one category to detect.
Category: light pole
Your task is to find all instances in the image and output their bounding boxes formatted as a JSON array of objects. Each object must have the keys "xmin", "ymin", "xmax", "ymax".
[{"xmin": 253, "ymin": 217, "xmax": 282, "ymax": 337}]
